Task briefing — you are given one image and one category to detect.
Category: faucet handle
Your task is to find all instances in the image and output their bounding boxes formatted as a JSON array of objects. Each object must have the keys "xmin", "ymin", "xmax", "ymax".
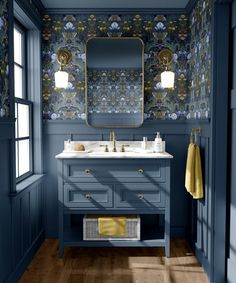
[
  {"xmin": 120, "ymin": 144, "xmax": 130, "ymax": 152},
  {"xmin": 100, "ymin": 144, "xmax": 109, "ymax": 152}
]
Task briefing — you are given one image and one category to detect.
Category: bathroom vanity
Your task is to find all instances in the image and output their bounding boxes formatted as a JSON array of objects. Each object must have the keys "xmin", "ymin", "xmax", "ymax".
[{"xmin": 56, "ymin": 142, "xmax": 173, "ymax": 257}]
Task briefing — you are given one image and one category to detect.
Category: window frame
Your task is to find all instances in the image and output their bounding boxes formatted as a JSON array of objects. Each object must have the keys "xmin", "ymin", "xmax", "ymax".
[{"xmin": 14, "ymin": 20, "xmax": 33, "ymax": 183}]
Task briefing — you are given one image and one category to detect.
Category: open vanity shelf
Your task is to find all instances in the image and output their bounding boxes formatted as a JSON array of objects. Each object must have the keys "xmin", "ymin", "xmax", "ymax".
[
  {"xmin": 63, "ymin": 214, "xmax": 165, "ymax": 248},
  {"xmin": 56, "ymin": 152, "xmax": 172, "ymax": 257}
]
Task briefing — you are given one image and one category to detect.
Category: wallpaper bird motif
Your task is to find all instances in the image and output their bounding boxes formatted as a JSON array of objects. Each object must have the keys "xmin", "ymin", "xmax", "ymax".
[
  {"xmin": 42, "ymin": 0, "xmax": 212, "ymax": 121},
  {"xmin": 0, "ymin": 0, "xmax": 9, "ymax": 118}
]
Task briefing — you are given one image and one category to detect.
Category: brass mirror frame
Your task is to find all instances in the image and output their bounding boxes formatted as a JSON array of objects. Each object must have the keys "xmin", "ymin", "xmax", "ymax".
[{"xmin": 85, "ymin": 37, "xmax": 144, "ymax": 128}]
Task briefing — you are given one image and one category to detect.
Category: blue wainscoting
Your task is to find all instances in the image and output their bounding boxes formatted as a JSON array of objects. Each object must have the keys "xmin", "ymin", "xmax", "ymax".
[
  {"xmin": 0, "ymin": 121, "xmax": 45, "ymax": 283},
  {"xmin": 8, "ymin": 179, "xmax": 45, "ymax": 283},
  {"xmin": 43, "ymin": 119, "xmax": 211, "ymax": 255},
  {"xmin": 0, "ymin": 121, "xmax": 14, "ymax": 283}
]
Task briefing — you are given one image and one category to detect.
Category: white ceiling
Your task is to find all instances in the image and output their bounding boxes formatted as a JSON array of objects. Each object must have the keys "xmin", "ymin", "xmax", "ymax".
[{"xmin": 41, "ymin": 0, "xmax": 189, "ymax": 9}]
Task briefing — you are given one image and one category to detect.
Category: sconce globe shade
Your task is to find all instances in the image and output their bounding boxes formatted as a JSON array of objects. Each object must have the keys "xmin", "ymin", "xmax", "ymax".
[
  {"xmin": 161, "ymin": 71, "xmax": 175, "ymax": 88},
  {"xmin": 55, "ymin": 70, "xmax": 69, "ymax": 88}
]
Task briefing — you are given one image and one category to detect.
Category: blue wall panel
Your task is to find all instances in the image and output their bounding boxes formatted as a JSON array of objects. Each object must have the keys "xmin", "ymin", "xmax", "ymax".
[
  {"xmin": 227, "ymin": 1, "xmax": 236, "ymax": 281},
  {"xmin": 0, "ymin": 122, "xmax": 45, "ymax": 283},
  {"xmin": 0, "ymin": 137, "xmax": 13, "ymax": 283}
]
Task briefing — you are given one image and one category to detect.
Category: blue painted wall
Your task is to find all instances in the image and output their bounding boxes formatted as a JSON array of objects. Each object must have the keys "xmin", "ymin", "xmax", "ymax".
[{"xmin": 227, "ymin": 1, "xmax": 236, "ymax": 282}]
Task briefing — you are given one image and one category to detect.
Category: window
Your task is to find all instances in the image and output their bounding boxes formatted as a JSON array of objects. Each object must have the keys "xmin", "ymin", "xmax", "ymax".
[{"xmin": 14, "ymin": 22, "xmax": 33, "ymax": 181}]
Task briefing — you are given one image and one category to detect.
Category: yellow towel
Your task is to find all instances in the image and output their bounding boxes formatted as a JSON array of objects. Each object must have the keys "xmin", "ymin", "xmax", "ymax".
[
  {"xmin": 98, "ymin": 216, "xmax": 126, "ymax": 236},
  {"xmin": 185, "ymin": 143, "xmax": 196, "ymax": 194},
  {"xmin": 193, "ymin": 145, "xmax": 204, "ymax": 199},
  {"xmin": 185, "ymin": 143, "xmax": 204, "ymax": 199}
]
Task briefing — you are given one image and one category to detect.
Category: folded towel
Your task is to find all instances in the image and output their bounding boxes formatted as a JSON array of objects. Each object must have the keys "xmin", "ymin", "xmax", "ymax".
[
  {"xmin": 185, "ymin": 143, "xmax": 196, "ymax": 194},
  {"xmin": 193, "ymin": 145, "xmax": 204, "ymax": 199},
  {"xmin": 98, "ymin": 216, "xmax": 126, "ymax": 236}
]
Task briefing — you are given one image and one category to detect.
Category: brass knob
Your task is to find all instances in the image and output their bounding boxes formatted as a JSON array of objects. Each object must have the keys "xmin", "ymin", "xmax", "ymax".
[
  {"xmin": 85, "ymin": 193, "xmax": 91, "ymax": 199},
  {"xmin": 138, "ymin": 168, "xmax": 144, "ymax": 174},
  {"xmin": 137, "ymin": 193, "xmax": 144, "ymax": 199},
  {"xmin": 85, "ymin": 169, "xmax": 91, "ymax": 174}
]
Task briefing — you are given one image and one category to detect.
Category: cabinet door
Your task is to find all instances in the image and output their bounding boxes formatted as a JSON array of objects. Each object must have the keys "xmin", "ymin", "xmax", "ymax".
[
  {"xmin": 64, "ymin": 183, "xmax": 113, "ymax": 209},
  {"xmin": 115, "ymin": 183, "xmax": 166, "ymax": 209}
]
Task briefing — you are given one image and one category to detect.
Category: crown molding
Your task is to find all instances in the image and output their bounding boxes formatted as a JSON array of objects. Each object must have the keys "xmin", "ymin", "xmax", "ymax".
[{"xmin": 44, "ymin": 7, "xmax": 186, "ymax": 14}]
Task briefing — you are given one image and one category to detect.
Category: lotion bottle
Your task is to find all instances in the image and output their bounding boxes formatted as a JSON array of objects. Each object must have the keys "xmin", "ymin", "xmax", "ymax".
[{"xmin": 154, "ymin": 132, "xmax": 162, "ymax": 153}]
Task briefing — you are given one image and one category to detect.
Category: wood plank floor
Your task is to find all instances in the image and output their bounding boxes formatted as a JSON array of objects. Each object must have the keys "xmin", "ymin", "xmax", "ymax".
[{"xmin": 19, "ymin": 239, "xmax": 209, "ymax": 283}]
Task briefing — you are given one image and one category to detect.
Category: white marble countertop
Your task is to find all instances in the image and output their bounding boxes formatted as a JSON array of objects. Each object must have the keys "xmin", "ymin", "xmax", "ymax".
[{"xmin": 55, "ymin": 141, "xmax": 173, "ymax": 159}]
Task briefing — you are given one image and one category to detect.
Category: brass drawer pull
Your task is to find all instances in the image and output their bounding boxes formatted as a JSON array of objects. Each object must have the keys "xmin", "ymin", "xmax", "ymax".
[
  {"xmin": 85, "ymin": 193, "xmax": 91, "ymax": 199},
  {"xmin": 137, "ymin": 193, "xmax": 144, "ymax": 200},
  {"xmin": 85, "ymin": 169, "xmax": 91, "ymax": 174},
  {"xmin": 138, "ymin": 168, "xmax": 144, "ymax": 174}
]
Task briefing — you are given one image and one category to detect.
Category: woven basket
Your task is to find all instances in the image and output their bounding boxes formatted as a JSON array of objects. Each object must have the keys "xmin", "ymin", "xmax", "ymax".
[{"xmin": 83, "ymin": 215, "xmax": 140, "ymax": 241}]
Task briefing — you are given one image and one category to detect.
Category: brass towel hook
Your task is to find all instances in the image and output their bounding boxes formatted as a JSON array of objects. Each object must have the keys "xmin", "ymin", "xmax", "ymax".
[{"xmin": 190, "ymin": 128, "xmax": 201, "ymax": 144}]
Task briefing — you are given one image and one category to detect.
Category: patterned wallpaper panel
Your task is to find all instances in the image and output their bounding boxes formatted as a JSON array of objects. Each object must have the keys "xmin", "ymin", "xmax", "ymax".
[
  {"xmin": 188, "ymin": 0, "xmax": 213, "ymax": 119},
  {"xmin": 42, "ymin": 0, "xmax": 212, "ymax": 121},
  {"xmin": 0, "ymin": 0, "xmax": 9, "ymax": 118},
  {"xmin": 42, "ymin": 13, "xmax": 190, "ymax": 120}
]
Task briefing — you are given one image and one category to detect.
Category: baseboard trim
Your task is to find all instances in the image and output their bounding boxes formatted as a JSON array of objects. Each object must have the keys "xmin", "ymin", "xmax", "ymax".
[
  {"xmin": 6, "ymin": 230, "xmax": 45, "ymax": 283},
  {"xmin": 195, "ymin": 244, "xmax": 211, "ymax": 282},
  {"xmin": 227, "ymin": 257, "xmax": 236, "ymax": 283}
]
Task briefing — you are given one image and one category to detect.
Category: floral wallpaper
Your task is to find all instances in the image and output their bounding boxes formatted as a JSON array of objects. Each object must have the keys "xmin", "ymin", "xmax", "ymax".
[
  {"xmin": 0, "ymin": 0, "xmax": 9, "ymax": 118},
  {"xmin": 188, "ymin": 0, "xmax": 213, "ymax": 119},
  {"xmin": 42, "ymin": 0, "xmax": 212, "ymax": 120},
  {"xmin": 87, "ymin": 68, "xmax": 142, "ymax": 114}
]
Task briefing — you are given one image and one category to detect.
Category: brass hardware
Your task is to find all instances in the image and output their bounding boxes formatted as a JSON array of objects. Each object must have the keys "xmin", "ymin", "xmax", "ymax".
[
  {"xmin": 85, "ymin": 193, "xmax": 91, "ymax": 199},
  {"xmin": 190, "ymin": 128, "xmax": 201, "ymax": 144},
  {"xmin": 85, "ymin": 169, "xmax": 91, "ymax": 174},
  {"xmin": 138, "ymin": 168, "xmax": 144, "ymax": 174},
  {"xmin": 100, "ymin": 144, "xmax": 109, "ymax": 152},
  {"xmin": 56, "ymin": 49, "xmax": 72, "ymax": 67},
  {"xmin": 120, "ymin": 144, "xmax": 130, "ymax": 152},
  {"xmin": 137, "ymin": 193, "xmax": 144, "ymax": 200},
  {"xmin": 110, "ymin": 130, "xmax": 117, "ymax": 152},
  {"xmin": 158, "ymin": 48, "xmax": 173, "ymax": 66}
]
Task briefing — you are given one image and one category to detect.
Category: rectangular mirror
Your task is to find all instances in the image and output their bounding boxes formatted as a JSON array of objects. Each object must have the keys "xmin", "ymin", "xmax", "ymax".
[{"xmin": 86, "ymin": 37, "xmax": 144, "ymax": 128}]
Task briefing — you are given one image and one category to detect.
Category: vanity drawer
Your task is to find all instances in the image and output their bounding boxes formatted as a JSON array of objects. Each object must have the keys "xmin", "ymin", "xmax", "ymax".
[
  {"xmin": 115, "ymin": 183, "xmax": 166, "ymax": 208},
  {"xmin": 64, "ymin": 183, "xmax": 113, "ymax": 209},
  {"xmin": 63, "ymin": 160, "xmax": 165, "ymax": 182}
]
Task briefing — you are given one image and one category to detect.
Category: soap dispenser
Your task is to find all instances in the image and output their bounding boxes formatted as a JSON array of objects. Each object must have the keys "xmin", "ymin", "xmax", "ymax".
[{"xmin": 154, "ymin": 132, "xmax": 162, "ymax": 153}]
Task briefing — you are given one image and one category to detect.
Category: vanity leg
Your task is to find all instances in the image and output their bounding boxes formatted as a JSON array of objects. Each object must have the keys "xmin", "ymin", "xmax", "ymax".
[
  {"xmin": 165, "ymin": 161, "xmax": 171, "ymax": 257},
  {"xmin": 165, "ymin": 237, "xmax": 170, "ymax": 257},
  {"xmin": 165, "ymin": 205, "xmax": 171, "ymax": 257}
]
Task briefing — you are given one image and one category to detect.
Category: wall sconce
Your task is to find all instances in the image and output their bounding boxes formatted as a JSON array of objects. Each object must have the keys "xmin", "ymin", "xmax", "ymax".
[
  {"xmin": 55, "ymin": 49, "xmax": 72, "ymax": 88},
  {"xmin": 158, "ymin": 49, "xmax": 175, "ymax": 88}
]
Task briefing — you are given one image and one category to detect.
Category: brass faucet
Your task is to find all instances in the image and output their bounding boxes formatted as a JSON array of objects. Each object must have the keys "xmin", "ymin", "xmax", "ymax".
[{"xmin": 109, "ymin": 130, "xmax": 117, "ymax": 152}]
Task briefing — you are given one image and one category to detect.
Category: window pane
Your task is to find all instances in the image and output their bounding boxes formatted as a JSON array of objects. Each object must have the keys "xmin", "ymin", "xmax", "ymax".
[
  {"xmin": 15, "ymin": 103, "xmax": 18, "ymax": 138},
  {"xmin": 14, "ymin": 65, "xmax": 23, "ymax": 98},
  {"xmin": 19, "ymin": 139, "xmax": 30, "ymax": 176},
  {"xmin": 18, "ymin": 103, "xmax": 29, "ymax": 138},
  {"xmin": 14, "ymin": 28, "xmax": 22, "ymax": 65},
  {"xmin": 15, "ymin": 141, "xmax": 19, "ymax": 178}
]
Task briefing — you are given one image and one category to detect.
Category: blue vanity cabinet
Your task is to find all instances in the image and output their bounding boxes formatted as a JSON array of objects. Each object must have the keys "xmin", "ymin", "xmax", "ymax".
[{"xmin": 57, "ymin": 158, "xmax": 171, "ymax": 257}]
